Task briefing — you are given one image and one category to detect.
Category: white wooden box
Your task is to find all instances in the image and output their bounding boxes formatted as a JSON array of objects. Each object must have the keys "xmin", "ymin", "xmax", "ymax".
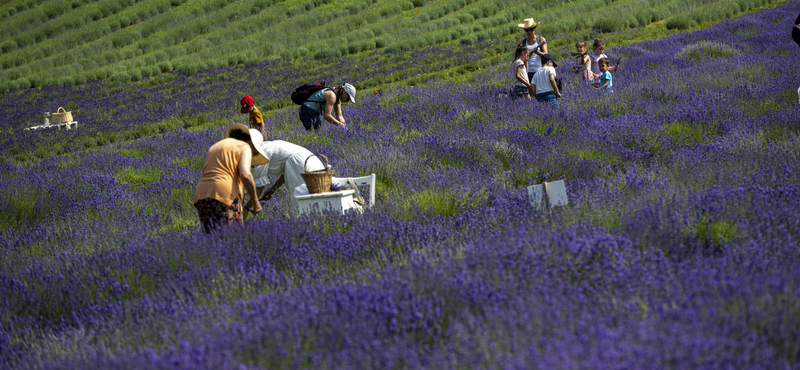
[{"xmin": 295, "ymin": 189, "xmax": 356, "ymax": 215}]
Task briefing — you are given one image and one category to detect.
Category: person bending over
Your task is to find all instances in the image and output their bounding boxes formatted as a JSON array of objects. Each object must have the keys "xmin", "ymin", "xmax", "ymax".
[
  {"xmin": 299, "ymin": 83, "xmax": 356, "ymax": 131},
  {"xmin": 193, "ymin": 124, "xmax": 269, "ymax": 233},
  {"xmin": 253, "ymin": 139, "xmax": 326, "ymax": 211}
]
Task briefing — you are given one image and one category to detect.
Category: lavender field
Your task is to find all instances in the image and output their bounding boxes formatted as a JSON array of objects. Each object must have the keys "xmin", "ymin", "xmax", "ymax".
[{"xmin": 2, "ymin": 2, "xmax": 800, "ymax": 369}]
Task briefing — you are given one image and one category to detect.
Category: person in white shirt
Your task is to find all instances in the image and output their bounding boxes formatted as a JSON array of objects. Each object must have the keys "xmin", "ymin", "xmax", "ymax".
[
  {"xmin": 253, "ymin": 140, "xmax": 325, "ymax": 209},
  {"xmin": 531, "ymin": 53, "xmax": 562, "ymax": 107}
]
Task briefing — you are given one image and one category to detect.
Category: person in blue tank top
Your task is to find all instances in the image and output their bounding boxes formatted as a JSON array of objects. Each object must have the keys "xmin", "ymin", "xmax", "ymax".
[{"xmin": 299, "ymin": 83, "xmax": 356, "ymax": 131}]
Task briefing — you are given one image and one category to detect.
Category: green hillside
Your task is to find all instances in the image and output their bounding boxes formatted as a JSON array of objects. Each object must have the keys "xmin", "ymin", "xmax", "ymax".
[{"xmin": 0, "ymin": 0, "xmax": 783, "ymax": 92}]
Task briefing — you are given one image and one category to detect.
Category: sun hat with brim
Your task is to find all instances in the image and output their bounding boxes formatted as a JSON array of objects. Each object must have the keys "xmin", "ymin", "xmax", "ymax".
[
  {"xmin": 224, "ymin": 124, "xmax": 270, "ymax": 165},
  {"xmin": 518, "ymin": 18, "xmax": 540, "ymax": 29}
]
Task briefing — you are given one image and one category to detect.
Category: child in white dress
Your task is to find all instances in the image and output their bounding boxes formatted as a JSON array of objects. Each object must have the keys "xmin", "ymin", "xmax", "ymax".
[{"xmin": 511, "ymin": 46, "xmax": 534, "ymax": 100}]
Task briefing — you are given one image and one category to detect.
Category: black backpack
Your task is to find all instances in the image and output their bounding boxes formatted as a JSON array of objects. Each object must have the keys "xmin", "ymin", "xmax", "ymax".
[{"xmin": 291, "ymin": 81, "xmax": 330, "ymax": 105}]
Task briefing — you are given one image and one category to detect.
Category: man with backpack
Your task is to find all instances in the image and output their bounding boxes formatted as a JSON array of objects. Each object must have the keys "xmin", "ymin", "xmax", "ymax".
[{"xmin": 293, "ymin": 82, "xmax": 356, "ymax": 131}]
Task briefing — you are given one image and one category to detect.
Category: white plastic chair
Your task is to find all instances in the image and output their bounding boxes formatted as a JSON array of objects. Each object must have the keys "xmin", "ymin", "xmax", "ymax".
[{"xmin": 331, "ymin": 174, "xmax": 376, "ymax": 207}]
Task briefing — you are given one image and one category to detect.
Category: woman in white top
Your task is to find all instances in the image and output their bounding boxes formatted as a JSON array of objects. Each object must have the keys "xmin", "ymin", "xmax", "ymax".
[
  {"xmin": 517, "ymin": 18, "xmax": 548, "ymax": 82},
  {"xmin": 253, "ymin": 140, "xmax": 325, "ymax": 208}
]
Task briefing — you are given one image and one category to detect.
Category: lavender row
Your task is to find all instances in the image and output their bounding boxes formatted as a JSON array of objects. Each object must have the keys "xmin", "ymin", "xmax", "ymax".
[{"xmin": 2, "ymin": 2, "xmax": 800, "ymax": 369}]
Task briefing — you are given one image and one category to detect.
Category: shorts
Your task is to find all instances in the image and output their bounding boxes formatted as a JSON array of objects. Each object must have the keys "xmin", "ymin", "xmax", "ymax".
[
  {"xmin": 299, "ymin": 105, "xmax": 322, "ymax": 131},
  {"xmin": 513, "ymin": 85, "xmax": 529, "ymax": 97},
  {"xmin": 536, "ymin": 91, "xmax": 560, "ymax": 109},
  {"xmin": 194, "ymin": 197, "xmax": 243, "ymax": 233}
]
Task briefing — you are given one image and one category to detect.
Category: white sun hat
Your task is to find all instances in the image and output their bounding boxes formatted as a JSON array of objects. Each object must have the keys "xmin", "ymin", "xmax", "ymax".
[{"xmin": 224, "ymin": 124, "xmax": 270, "ymax": 166}]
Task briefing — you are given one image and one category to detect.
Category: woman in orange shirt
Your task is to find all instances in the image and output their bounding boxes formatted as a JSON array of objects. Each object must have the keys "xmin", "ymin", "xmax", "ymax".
[{"xmin": 194, "ymin": 124, "xmax": 269, "ymax": 233}]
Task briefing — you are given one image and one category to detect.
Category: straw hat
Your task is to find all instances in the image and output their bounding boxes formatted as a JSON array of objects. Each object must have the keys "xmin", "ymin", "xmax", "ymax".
[
  {"xmin": 224, "ymin": 124, "xmax": 270, "ymax": 166},
  {"xmin": 518, "ymin": 18, "xmax": 540, "ymax": 29}
]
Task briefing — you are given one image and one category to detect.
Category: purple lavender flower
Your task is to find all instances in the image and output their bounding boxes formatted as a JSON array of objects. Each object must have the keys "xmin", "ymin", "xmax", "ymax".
[{"xmin": 1, "ymin": 3, "xmax": 800, "ymax": 369}]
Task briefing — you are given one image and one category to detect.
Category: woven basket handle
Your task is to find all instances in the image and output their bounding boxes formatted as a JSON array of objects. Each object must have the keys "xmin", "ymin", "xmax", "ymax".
[
  {"xmin": 304, "ymin": 153, "xmax": 329, "ymax": 172},
  {"xmin": 57, "ymin": 107, "xmax": 66, "ymax": 113}
]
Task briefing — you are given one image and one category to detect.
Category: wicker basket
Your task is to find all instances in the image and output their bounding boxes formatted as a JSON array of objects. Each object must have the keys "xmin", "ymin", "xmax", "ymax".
[
  {"xmin": 51, "ymin": 107, "xmax": 73, "ymax": 124},
  {"xmin": 301, "ymin": 153, "xmax": 333, "ymax": 194}
]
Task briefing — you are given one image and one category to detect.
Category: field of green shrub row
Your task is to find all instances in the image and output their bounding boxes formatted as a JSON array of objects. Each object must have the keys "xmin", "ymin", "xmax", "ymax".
[{"xmin": 0, "ymin": 0, "xmax": 785, "ymax": 92}]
